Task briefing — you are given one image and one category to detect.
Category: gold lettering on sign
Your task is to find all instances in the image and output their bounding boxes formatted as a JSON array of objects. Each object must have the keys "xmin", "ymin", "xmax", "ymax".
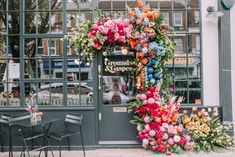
[{"xmin": 104, "ymin": 58, "xmax": 135, "ymax": 73}]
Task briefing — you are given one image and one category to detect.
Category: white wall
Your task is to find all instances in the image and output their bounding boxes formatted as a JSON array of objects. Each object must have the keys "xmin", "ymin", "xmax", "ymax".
[
  {"xmin": 201, "ymin": 0, "xmax": 220, "ymax": 106},
  {"xmin": 230, "ymin": 5, "xmax": 235, "ymax": 121}
]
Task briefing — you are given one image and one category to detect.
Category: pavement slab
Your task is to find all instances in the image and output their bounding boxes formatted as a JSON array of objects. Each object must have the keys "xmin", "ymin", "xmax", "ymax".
[{"xmin": 0, "ymin": 148, "xmax": 235, "ymax": 157}]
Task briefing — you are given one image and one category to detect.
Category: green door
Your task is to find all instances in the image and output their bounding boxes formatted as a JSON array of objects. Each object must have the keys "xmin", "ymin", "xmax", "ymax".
[{"xmin": 97, "ymin": 52, "xmax": 139, "ymax": 144}]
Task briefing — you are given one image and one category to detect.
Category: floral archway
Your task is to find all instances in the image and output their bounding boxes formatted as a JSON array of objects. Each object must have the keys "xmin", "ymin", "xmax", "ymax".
[{"xmin": 68, "ymin": 0, "xmax": 233, "ymax": 154}]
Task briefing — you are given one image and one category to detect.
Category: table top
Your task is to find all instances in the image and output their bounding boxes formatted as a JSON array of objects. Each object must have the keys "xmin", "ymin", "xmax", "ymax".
[{"xmin": 10, "ymin": 118, "xmax": 60, "ymax": 128}]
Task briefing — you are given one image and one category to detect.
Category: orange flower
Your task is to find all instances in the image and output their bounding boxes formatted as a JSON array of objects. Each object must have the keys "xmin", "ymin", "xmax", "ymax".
[
  {"xmin": 136, "ymin": 19, "xmax": 142, "ymax": 25},
  {"xmin": 146, "ymin": 11, "xmax": 154, "ymax": 19},
  {"xmin": 129, "ymin": 40, "xmax": 138, "ymax": 49},
  {"xmin": 128, "ymin": 7, "xmax": 136, "ymax": 17},
  {"xmin": 137, "ymin": 0, "xmax": 143, "ymax": 9},
  {"xmin": 197, "ymin": 111, "xmax": 202, "ymax": 117},
  {"xmin": 192, "ymin": 106, "xmax": 197, "ymax": 111},
  {"xmin": 182, "ymin": 116, "xmax": 190, "ymax": 124},
  {"xmin": 153, "ymin": 9, "xmax": 159, "ymax": 18},
  {"xmin": 141, "ymin": 58, "xmax": 148, "ymax": 65},
  {"xmin": 171, "ymin": 113, "xmax": 180, "ymax": 122},
  {"xmin": 203, "ymin": 116, "xmax": 209, "ymax": 123},
  {"xmin": 162, "ymin": 115, "xmax": 168, "ymax": 122},
  {"xmin": 183, "ymin": 110, "xmax": 187, "ymax": 114},
  {"xmin": 177, "ymin": 124, "xmax": 183, "ymax": 133},
  {"xmin": 154, "ymin": 117, "xmax": 161, "ymax": 123},
  {"xmin": 137, "ymin": 62, "xmax": 143, "ymax": 70},
  {"xmin": 192, "ymin": 114, "xmax": 199, "ymax": 121},
  {"xmin": 142, "ymin": 13, "xmax": 147, "ymax": 19},
  {"xmin": 143, "ymin": 27, "xmax": 150, "ymax": 32},
  {"xmin": 144, "ymin": 4, "xmax": 150, "ymax": 13}
]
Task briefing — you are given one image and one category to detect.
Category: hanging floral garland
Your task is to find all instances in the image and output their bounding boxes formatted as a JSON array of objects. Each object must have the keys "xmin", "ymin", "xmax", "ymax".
[{"xmin": 68, "ymin": 0, "xmax": 234, "ymax": 154}]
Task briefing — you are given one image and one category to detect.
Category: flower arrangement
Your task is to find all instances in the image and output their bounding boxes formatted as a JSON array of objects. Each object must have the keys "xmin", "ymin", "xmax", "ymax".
[
  {"xmin": 26, "ymin": 104, "xmax": 43, "ymax": 123},
  {"xmin": 179, "ymin": 107, "xmax": 234, "ymax": 152},
  {"xmin": 67, "ymin": 0, "xmax": 233, "ymax": 154},
  {"xmin": 88, "ymin": 16, "xmax": 133, "ymax": 53}
]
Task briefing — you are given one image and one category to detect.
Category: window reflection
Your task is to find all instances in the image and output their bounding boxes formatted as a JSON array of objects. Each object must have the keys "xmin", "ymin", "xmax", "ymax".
[{"xmin": 103, "ymin": 52, "xmax": 135, "ymax": 105}]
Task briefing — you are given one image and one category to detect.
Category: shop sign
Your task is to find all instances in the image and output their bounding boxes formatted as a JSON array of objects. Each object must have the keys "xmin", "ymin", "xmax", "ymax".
[
  {"xmin": 43, "ymin": 59, "xmax": 85, "ymax": 69},
  {"xmin": 103, "ymin": 55, "xmax": 135, "ymax": 75},
  {"xmin": 113, "ymin": 107, "xmax": 127, "ymax": 112}
]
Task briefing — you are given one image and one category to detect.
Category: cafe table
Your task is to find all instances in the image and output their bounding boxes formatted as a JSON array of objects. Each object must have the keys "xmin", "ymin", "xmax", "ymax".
[{"xmin": 10, "ymin": 117, "xmax": 60, "ymax": 157}]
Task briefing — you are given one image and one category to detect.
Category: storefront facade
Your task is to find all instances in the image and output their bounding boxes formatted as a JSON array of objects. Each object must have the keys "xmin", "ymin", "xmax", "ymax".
[{"xmin": 0, "ymin": 0, "xmax": 234, "ymax": 149}]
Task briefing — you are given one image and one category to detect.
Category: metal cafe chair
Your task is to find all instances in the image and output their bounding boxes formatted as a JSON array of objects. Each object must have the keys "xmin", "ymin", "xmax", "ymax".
[
  {"xmin": 48, "ymin": 113, "xmax": 85, "ymax": 157},
  {"xmin": 0, "ymin": 113, "xmax": 31, "ymax": 157}
]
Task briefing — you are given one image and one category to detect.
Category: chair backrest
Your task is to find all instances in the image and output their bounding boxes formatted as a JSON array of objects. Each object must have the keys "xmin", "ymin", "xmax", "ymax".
[
  {"xmin": 10, "ymin": 113, "xmax": 31, "ymax": 122},
  {"xmin": 0, "ymin": 114, "xmax": 12, "ymax": 125},
  {"xmin": 0, "ymin": 113, "xmax": 30, "ymax": 123},
  {"xmin": 65, "ymin": 112, "xmax": 83, "ymax": 125}
]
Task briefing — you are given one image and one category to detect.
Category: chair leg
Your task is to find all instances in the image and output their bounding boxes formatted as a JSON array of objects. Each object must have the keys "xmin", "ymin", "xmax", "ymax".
[
  {"xmin": 0, "ymin": 134, "xmax": 3, "ymax": 152},
  {"xmin": 80, "ymin": 129, "xmax": 85, "ymax": 157},
  {"xmin": 67, "ymin": 137, "xmax": 70, "ymax": 151},
  {"xmin": 59, "ymin": 141, "xmax": 62, "ymax": 157}
]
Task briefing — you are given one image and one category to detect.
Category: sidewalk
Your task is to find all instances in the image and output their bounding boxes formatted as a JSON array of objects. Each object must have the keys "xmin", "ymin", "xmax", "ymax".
[{"xmin": 1, "ymin": 148, "xmax": 235, "ymax": 157}]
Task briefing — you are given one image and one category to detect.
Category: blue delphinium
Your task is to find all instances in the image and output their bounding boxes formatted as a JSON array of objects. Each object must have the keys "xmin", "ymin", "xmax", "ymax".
[{"xmin": 149, "ymin": 42, "xmax": 158, "ymax": 51}]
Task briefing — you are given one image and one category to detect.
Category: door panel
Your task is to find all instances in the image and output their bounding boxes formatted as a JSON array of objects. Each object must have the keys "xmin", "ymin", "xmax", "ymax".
[{"xmin": 98, "ymin": 52, "xmax": 139, "ymax": 144}]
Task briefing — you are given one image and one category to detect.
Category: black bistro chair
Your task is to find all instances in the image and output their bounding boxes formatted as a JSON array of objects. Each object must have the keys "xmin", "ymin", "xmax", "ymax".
[
  {"xmin": 48, "ymin": 113, "xmax": 85, "ymax": 157},
  {"xmin": 0, "ymin": 113, "xmax": 31, "ymax": 157}
]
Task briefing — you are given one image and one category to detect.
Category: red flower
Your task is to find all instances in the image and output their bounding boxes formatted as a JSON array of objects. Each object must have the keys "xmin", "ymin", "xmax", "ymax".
[
  {"xmin": 156, "ymin": 138, "xmax": 163, "ymax": 145},
  {"xmin": 157, "ymin": 144, "xmax": 166, "ymax": 153},
  {"xmin": 161, "ymin": 25, "xmax": 167, "ymax": 31},
  {"xmin": 135, "ymin": 107, "xmax": 139, "ymax": 112},
  {"xmin": 178, "ymin": 136, "xmax": 186, "ymax": 146}
]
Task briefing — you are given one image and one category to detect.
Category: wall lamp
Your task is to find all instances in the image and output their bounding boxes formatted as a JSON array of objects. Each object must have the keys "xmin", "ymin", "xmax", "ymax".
[
  {"xmin": 206, "ymin": 6, "xmax": 224, "ymax": 19},
  {"xmin": 221, "ymin": 0, "xmax": 234, "ymax": 10}
]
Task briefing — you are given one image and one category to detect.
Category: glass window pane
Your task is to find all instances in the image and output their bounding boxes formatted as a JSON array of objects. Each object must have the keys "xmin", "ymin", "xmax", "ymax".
[
  {"xmin": 36, "ymin": 82, "xmax": 63, "ymax": 106},
  {"xmin": 173, "ymin": 57, "xmax": 187, "ymax": 80},
  {"xmin": 127, "ymin": 0, "xmax": 137, "ymax": 9},
  {"xmin": 175, "ymin": 89, "xmax": 187, "ymax": 104},
  {"xmin": 173, "ymin": 11, "xmax": 186, "ymax": 31},
  {"xmin": 187, "ymin": 0, "xmax": 200, "ymax": 9},
  {"xmin": 188, "ymin": 10, "xmax": 200, "ymax": 28},
  {"xmin": 189, "ymin": 34, "xmax": 200, "ymax": 55},
  {"xmin": 174, "ymin": 36, "xmax": 186, "ymax": 54},
  {"xmin": 8, "ymin": 35, "xmax": 20, "ymax": 57},
  {"xmin": 99, "ymin": 0, "xmax": 111, "ymax": 11},
  {"xmin": 8, "ymin": 12, "xmax": 20, "ymax": 34},
  {"xmin": 24, "ymin": 59, "xmax": 42, "ymax": 79},
  {"xmin": 41, "ymin": 58, "xmax": 54, "ymax": 79},
  {"xmin": 146, "ymin": 0, "xmax": 159, "ymax": 9},
  {"xmin": 67, "ymin": 81, "xmax": 93, "ymax": 106},
  {"xmin": 51, "ymin": 0, "xmax": 63, "ymax": 11},
  {"xmin": 189, "ymin": 89, "xmax": 201, "ymax": 104},
  {"xmin": 9, "ymin": 1, "xmax": 19, "ymax": 11},
  {"xmin": 38, "ymin": 0, "xmax": 50, "ymax": 10},
  {"xmin": 173, "ymin": 0, "xmax": 187, "ymax": 9},
  {"xmin": 0, "ymin": 12, "xmax": 6, "ymax": 32},
  {"xmin": 113, "ymin": 1, "xmax": 126, "ymax": 11},
  {"xmin": 102, "ymin": 53, "xmax": 135, "ymax": 105},
  {"xmin": 0, "ymin": 37, "xmax": 6, "ymax": 56},
  {"xmin": 188, "ymin": 57, "xmax": 201, "ymax": 79}
]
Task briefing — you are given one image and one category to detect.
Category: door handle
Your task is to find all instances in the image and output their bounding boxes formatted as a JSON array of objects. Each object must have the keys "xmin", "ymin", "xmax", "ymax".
[
  {"xmin": 98, "ymin": 65, "xmax": 102, "ymax": 90},
  {"xmin": 98, "ymin": 74, "xmax": 102, "ymax": 90}
]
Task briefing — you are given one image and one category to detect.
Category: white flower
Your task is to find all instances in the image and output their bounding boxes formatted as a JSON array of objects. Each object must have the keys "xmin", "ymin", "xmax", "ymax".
[
  {"xmin": 173, "ymin": 135, "xmax": 181, "ymax": 143},
  {"xmin": 137, "ymin": 124, "xmax": 142, "ymax": 131}
]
